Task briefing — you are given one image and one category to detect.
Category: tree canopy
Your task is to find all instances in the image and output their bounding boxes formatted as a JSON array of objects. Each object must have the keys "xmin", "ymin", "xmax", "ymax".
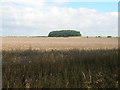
[{"xmin": 48, "ymin": 30, "xmax": 81, "ymax": 37}]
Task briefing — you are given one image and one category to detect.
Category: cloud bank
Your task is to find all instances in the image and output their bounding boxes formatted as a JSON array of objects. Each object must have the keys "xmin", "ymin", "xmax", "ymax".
[{"xmin": 1, "ymin": 0, "xmax": 118, "ymax": 36}]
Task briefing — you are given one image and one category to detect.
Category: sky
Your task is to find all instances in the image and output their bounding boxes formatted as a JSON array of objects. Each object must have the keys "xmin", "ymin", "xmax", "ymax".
[{"xmin": 1, "ymin": 0, "xmax": 118, "ymax": 36}]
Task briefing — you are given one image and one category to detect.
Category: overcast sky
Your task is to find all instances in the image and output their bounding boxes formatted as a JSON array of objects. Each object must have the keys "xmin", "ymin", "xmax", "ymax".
[{"xmin": 1, "ymin": 0, "xmax": 118, "ymax": 36}]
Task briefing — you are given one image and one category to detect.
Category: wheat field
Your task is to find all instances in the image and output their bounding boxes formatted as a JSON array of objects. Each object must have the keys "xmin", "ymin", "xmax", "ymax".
[
  {"xmin": 2, "ymin": 37, "xmax": 119, "ymax": 88},
  {"xmin": 2, "ymin": 37, "xmax": 118, "ymax": 50}
]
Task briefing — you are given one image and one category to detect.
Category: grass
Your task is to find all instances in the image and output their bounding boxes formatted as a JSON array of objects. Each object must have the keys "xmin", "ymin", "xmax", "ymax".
[{"xmin": 2, "ymin": 49, "xmax": 119, "ymax": 88}]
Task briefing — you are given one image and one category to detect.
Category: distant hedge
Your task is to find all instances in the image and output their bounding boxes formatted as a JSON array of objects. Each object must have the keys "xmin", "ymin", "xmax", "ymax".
[{"xmin": 48, "ymin": 30, "xmax": 81, "ymax": 37}]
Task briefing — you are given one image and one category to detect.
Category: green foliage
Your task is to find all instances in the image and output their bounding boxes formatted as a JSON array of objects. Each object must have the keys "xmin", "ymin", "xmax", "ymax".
[
  {"xmin": 48, "ymin": 30, "xmax": 81, "ymax": 37},
  {"xmin": 107, "ymin": 36, "xmax": 112, "ymax": 38},
  {"xmin": 3, "ymin": 49, "xmax": 119, "ymax": 88}
]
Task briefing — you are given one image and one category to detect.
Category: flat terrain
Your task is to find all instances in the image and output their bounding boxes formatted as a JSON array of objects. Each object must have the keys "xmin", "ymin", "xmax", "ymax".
[
  {"xmin": 2, "ymin": 37, "xmax": 119, "ymax": 88},
  {"xmin": 2, "ymin": 37, "xmax": 118, "ymax": 50}
]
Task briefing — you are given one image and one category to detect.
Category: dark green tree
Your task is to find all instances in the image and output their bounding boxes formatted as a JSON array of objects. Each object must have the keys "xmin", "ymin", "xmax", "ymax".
[{"xmin": 48, "ymin": 30, "xmax": 81, "ymax": 37}]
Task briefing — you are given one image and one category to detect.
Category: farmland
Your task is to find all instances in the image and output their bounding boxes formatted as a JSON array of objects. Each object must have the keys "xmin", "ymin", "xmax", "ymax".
[
  {"xmin": 2, "ymin": 37, "xmax": 118, "ymax": 50},
  {"xmin": 2, "ymin": 37, "xmax": 119, "ymax": 88}
]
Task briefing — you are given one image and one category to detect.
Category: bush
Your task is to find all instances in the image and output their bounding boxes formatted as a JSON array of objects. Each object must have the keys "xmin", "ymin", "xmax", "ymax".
[
  {"xmin": 107, "ymin": 36, "xmax": 112, "ymax": 38},
  {"xmin": 48, "ymin": 30, "xmax": 81, "ymax": 37}
]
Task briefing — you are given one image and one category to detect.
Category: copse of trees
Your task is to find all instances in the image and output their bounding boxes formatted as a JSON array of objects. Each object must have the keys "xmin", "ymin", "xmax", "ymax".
[{"xmin": 48, "ymin": 30, "xmax": 81, "ymax": 37}]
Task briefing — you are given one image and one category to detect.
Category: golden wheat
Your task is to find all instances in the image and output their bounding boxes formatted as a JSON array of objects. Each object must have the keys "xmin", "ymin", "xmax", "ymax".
[{"xmin": 2, "ymin": 37, "xmax": 118, "ymax": 50}]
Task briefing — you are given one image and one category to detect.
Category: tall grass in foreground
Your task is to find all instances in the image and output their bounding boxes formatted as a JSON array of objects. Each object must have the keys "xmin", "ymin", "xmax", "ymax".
[{"xmin": 2, "ymin": 49, "xmax": 119, "ymax": 88}]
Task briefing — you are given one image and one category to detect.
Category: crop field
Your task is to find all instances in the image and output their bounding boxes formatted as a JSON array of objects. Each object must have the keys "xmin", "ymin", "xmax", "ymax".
[
  {"xmin": 1, "ymin": 37, "xmax": 119, "ymax": 88},
  {"xmin": 2, "ymin": 37, "xmax": 118, "ymax": 50}
]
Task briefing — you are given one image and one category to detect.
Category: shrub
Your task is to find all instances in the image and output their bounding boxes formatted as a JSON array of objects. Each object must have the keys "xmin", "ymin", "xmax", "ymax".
[{"xmin": 107, "ymin": 36, "xmax": 112, "ymax": 38}]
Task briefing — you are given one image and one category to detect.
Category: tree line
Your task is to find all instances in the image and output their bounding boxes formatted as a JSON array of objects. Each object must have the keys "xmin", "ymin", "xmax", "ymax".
[{"xmin": 48, "ymin": 30, "xmax": 81, "ymax": 37}]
